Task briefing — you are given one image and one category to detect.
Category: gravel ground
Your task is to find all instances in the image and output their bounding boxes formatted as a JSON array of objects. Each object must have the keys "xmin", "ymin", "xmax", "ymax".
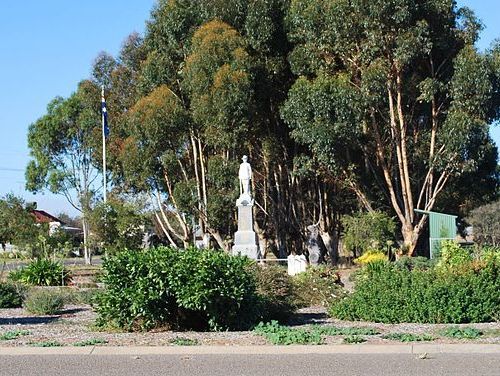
[{"xmin": 1, "ymin": 305, "xmax": 499, "ymax": 347}]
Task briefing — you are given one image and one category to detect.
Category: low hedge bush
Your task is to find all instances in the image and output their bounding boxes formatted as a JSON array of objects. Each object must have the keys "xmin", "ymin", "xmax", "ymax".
[
  {"xmin": 291, "ymin": 266, "xmax": 345, "ymax": 307},
  {"xmin": 94, "ymin": 247, "xmax": 285, "ymax": 331},
  {"xmin": 329, "ymin": 260, "xmax": 500, "ymax": 323},
  {"xmin": 0, "ymin": 283, "xmax": 24, "ymax": 308},
  {"xmin": 24, "ymin": 289, "xmax": 64, "ymax": 315}
]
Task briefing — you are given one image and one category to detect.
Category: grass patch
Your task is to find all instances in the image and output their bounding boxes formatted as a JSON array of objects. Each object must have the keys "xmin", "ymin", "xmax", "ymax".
[
  {"xmin": 343, "ymin": 335, "xmax": 366, "ymax": 344},
  {"xmin": 73, "ymin": 338, "xmax": 108, "ymax": 347},
  {"xmin": 254, "ymin": 321, "xmax": 323, "ymax": 345},
  {"xmin": 24, "ymin": 289, "xmax": 64, "ymax": 315},
  {"xmin": 170, "ymin": 337, "xmax": 199, "ymax": 346},
  {"xmin": 311, "ymin": 325, "xmax": 380, "ymax": 336},
  {"xmin": 382, "ymin": 332, "xmax": 434, "ymax": 342},
  {"xmin": 29, "ymin": 340, "xmax": 63, "ymax": 347},
  {"xmin": 440, "ymin": 327, "xmax": 482, "ymax": 339},
  {"xmin": 0, "ymin": 330, "xmax": 30, "ymax": 341}
]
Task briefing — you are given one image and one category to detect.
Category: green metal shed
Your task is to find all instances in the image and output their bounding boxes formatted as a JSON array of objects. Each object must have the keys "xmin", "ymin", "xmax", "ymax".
[{"xmin": 414, "ymin": 209, "xmax": 458, "ymax": 258}]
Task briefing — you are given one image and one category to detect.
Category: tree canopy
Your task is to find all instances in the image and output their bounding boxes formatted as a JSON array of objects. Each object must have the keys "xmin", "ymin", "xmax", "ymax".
[{"xmin": 27, "ymin": 0, "xmax": 500, "ymax": 259}]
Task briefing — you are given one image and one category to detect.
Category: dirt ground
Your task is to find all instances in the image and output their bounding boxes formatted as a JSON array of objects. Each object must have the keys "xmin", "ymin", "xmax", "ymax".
[{"xmin": 1, "ymin": 305, "xmax": 499, "ymax": 347}]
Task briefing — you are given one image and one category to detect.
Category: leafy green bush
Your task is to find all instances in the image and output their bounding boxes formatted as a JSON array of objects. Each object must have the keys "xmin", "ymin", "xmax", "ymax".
[
  {"xmin": 394, "ymin": 256, "xmax": 435, "ymax": 271},
  {"xmin": 24, "ymin": 289, "xmax": 64, "ymax": 315},
  {"xmin": 467, "ymin": 200, "xmax": 500, "ymax": 246},
  {"xmin": 252, "ymin": 265, "xmax": 295, "ymax": 322},
  {"xmin": 437, "ymin": 241, "xmax": 472, "ymax": 268},
  {"xmin": 329, "ymin": 260, "xmax": 500, "ymax": 323},
  {"xmin": 0, "ymin": 330, "xmax": 30, "ymax": 341},
  {"xmin": 254, "ymin": 321, "xmax": 323, "ymax": 345},
  {"xmin": 341, "ymin": 211, "xmax": 396, "ymax": 257},
  {"xmin": 73, "ymin": 338, "xmax": 108, "ymax": 346},
  {"xmin": 9, "ymin": 259, "xmax": 70, "ymax": 286},
  {"xmin": 440, "ymin": 327, "xmax": 482, "ymax": 339},
  {"xmin": 0, "ymin": 282, "xmax": 24, "ymax": 308},
  {"xmin": 290, "ymin": 266, "xmax": 344, "ymax": 307},
  {"xmin": 170, "ymin": 337, "xmax": 199, "ymax": 346},
  {"xmin": 382, "ymin": 333, "xmax": 434, "ymax": 342},
  {"xmin": 311, "ymin": 325, "xmax": 379, "ymax": 336},
  {"xmin": 94, "ymin": 247, "xmax": 264, "ymax": 331},
  {"xmin": 343, "ymin": 335, "xmax": 366, "ymax": 344}
]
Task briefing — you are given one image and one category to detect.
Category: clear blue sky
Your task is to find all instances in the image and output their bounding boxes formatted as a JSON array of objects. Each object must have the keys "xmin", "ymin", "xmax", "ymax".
[{"xmin": 0, "ymin": 1, "xmax": 498, "ymax": 217}]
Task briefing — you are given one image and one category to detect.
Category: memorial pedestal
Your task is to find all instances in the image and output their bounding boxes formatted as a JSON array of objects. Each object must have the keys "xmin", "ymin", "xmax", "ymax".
[{"xmin": 232, "ymin": 194, "xmax": 260, "ymax": 259}]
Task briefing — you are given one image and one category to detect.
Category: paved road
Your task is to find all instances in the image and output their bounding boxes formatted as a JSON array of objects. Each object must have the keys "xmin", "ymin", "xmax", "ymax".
[{"xmin": 0, "ymin": 353, "xmax": 498, "ymax": 376}]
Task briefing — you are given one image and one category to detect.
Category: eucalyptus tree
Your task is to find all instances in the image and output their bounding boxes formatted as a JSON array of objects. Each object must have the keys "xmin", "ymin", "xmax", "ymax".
[
  {"xmin": 26, "ymin": 81, "xmax": 101, "ymax": 264},
  {"xmin": 282, "ymin": 0, "xmax": 500, "ymax": 254}
]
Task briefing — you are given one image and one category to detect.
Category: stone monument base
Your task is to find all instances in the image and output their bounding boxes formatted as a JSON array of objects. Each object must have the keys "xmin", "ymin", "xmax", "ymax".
[
  {"xmin": 232, "ymin": 194, "xmax": 260, "ymax": 260},
  {"xmin": 232, "ymin": 242, "xmax": 260, "ymax": 259}
]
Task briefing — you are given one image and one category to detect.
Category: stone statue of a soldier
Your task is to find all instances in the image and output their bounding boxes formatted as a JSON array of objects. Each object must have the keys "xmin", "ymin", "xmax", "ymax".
[{"xmin": 238, "ymin": 155, "xmax": 252, "ymax": 197}]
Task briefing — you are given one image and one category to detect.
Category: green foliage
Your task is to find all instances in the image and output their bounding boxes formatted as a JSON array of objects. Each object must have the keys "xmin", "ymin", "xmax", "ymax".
[
  {"xmin": 311, "ymin": 325, "xmax": 379, "ymax": 336},
  {"xmin": 440, "ymin": 327, "xmax": 482, "ymax": 339},
  {"xmin": 0, "ymin": 194, "xmax": 41, "ymax": 250},
  {"xmin": 394, "ymin": 256, "xmax": 435, "ymax": 271},
  {"xmin": 330, "ymin": 260, "xmax": 500, "ymax": 323},
  {"xmin": 94, "ymin": 247, "xmax": 266, "ymax": 331},
  {"xmin": 382, "ymin": 333, "xmax": 434, "ymax": 342},
  {"xmin": 0, "ymin": 330, "xmax": 30, "ymax": 341},
  {"xmin": 0, "ymin": 283, "xmax": 24, "ymax": 308},
  {"xmin": 252, "ymin": 265, "xmax": 295, "ymax": 322},
  {"xmin": 29, "ymin": 340, "xmax": 63, "ymax": 347},
  {"xmin": 9, "ymin": 259, "xmax": 70, "ymax": 286},
  {"xmin": 437, "ymin": 241, "xmax": 472, "ymax": 268},
  {"xmin": 343, "ymin": 335, "xmax": 366, "ymax": 344},
  {"xmin": 468, "ymin": 200, "xmax": 500, "ymax": 246},
  {"xmin": 290, "ymin": 266, "xmax": 344, "ymax": 307},
  {"xmin": 254, "ymin": 321, "xmax": 323, "ymax": 345},
  {"xmin": 24, "ymin": 289, "xmax": 65, "ymax": 315},
  {"xmin": 170, "ymin": 337, "xmax": 199, "ymax": 346},
  {"xmin": 340, "ymin": 212, "xmax": 396, "ymax": 257},
  {"xmin": 73, "ymin": 338, "xmax": 108, "ymax": 347},
  {"xmin": 89, "ymin": 198, "xmax": 148, "ymax": 254}
]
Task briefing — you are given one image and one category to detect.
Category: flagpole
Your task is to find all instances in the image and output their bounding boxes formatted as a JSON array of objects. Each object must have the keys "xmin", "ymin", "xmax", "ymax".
[{"xmin": 101, "ymin": 85, "xmax": 107, "ymax": 204}]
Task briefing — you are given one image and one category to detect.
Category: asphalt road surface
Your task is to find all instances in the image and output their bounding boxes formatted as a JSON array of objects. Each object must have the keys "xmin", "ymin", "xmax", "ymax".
[{"xmin": 0, "ymin": 354, "xmax": 498, "ymax": 376}]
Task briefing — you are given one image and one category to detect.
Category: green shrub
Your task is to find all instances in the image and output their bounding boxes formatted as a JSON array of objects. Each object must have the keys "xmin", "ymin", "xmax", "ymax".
[
  {"xmin": 94, "ymin": 247, "xmax": 263, "ymax": 331},
  {"xmin": 29, "ymin": 340, "xmax": 63, "ymax": 347},
  {"xmin": 73, "ymin": 338, "xmax": 108, "ymax": 346},
  {"xmin": 9, "ymin": 259, "xmax": 70, "ymax": 286},
  {"xmin": 437, "ymin": 241, "xmax": 472, "ymax": 268},
  {"xmin": 440, "ymin": 327, "xmax": 482, "ymax": 339},
  {"xmin": 252, "ymin": 265, "xmax": 295, "ymax": 322},
  {"xmin": 24, "ymin": 289, "xmax": 64, "ymax": 315},
  {"xmin": 343, "ymin": 335, "xmax": 366, "ymax": 344},
  {"xmin": 291, "ymin": 266, "xmax": 344, "ymax": 307},
  {"xmin": 382, "ymin": 333, "xmax": 434, "ymax": 342},
  {"xmin": 0, "ymin": 330, "xmax": 30, "ymax": 340},
  {"xmin": 0, "ymin": 282, "xmax": 24, "ymax": 308},
  {"xmin": 341, "ymin": 211, "xmax": 396, "ymax": 256},
  {"xmin": 394, "ymin": 256, "xmax": 435, "ymax": 271},
  {"xmin": 170, "ymin": 337, "xmax": 199, "ymax": 346},
  {"xmin": 329, "ymin": 260, "xmax": 500, "ymax": 323},
  {"xmin": 254, "ymin": 321, "xmax": 323, "ymax": 345},
  {"xmin": 311, "ymin": 325, "xmax": 379, "ymax": 336}
]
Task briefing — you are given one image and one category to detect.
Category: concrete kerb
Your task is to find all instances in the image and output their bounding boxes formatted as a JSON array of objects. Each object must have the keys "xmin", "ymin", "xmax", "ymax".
[{"xmin": 0, "ymin": 344, "xmax": 499, "ymax": 356}]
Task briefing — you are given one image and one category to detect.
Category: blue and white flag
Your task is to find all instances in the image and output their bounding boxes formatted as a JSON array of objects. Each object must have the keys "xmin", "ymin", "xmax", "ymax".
[{"xmin": 101, "ymin": 88, "xmax": 110, "ymax": 138}]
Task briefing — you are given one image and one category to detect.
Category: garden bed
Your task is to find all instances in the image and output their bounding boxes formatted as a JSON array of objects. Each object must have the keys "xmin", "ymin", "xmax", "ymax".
[{"xmin": 1, "ymin": 305, "xmax": 499, "ymax": 347}]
